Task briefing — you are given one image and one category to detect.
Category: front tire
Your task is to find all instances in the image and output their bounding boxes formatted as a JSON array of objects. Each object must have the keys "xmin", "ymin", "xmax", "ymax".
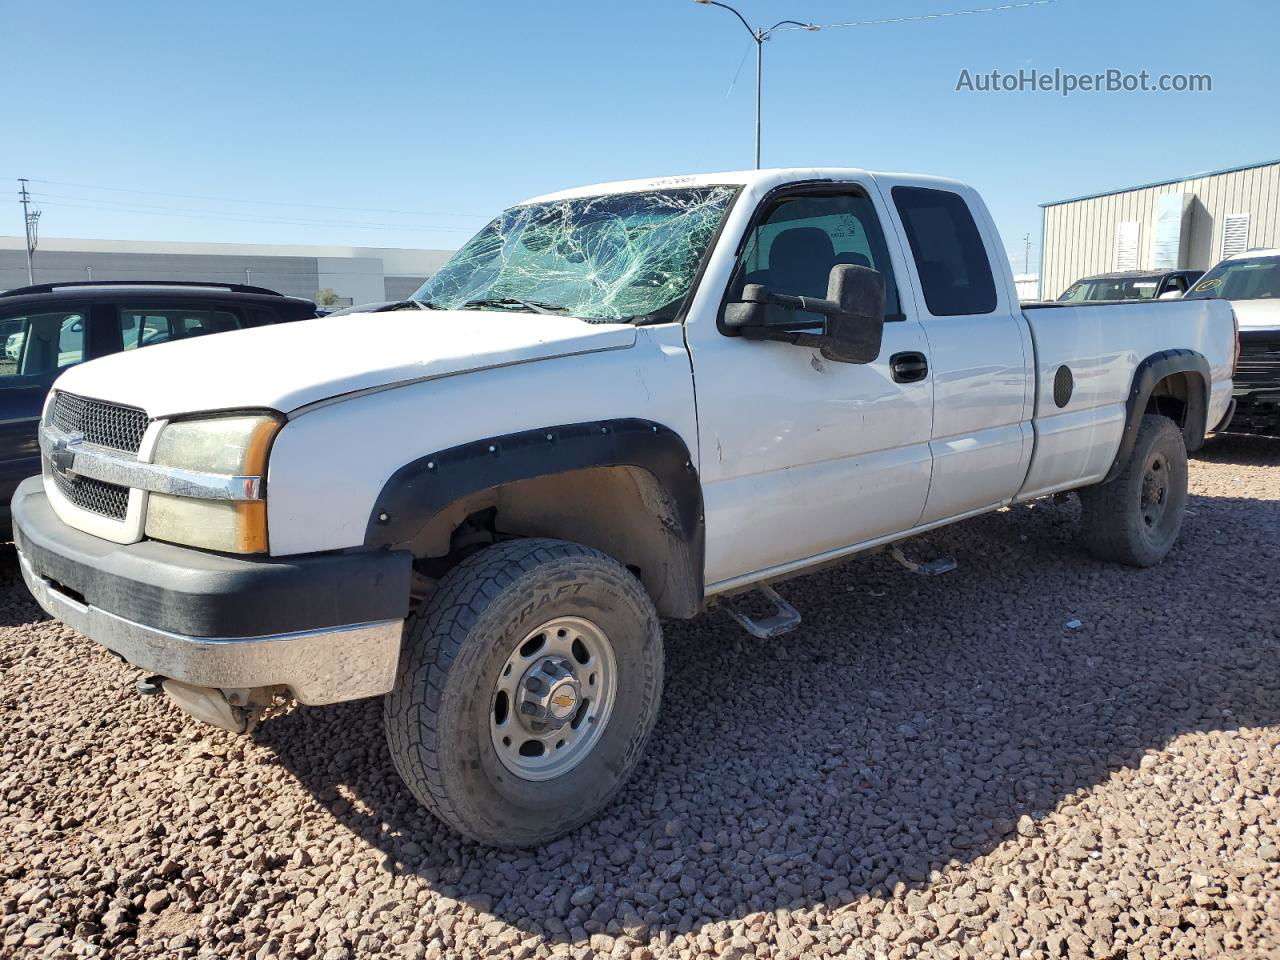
[
  {"xmin": 1078, "ymin": 414, "xmax": 1188, "ymax": 567},
  {"xmin": 384, "ymin": 538, "xmax": 663, "ymax": 847}
]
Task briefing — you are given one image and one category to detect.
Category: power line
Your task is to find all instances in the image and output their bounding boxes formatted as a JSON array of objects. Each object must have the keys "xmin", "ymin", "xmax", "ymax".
[
  {"xmin": 1, "ymin": 175, "xmax": 487, "ymax": 220},
  {"xmin": 31, "ymin": 197, "xmax": 479, "ymax": 234},
  {"xmin": 784, "ymin": 0, "xmax": 1058, "ymax": 31}
]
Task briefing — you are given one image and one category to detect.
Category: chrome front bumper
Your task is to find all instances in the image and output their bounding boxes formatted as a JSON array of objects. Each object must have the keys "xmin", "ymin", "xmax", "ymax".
[{"xmin": 18, "ymin": 549, "xmax": 403, "ymax": 705}]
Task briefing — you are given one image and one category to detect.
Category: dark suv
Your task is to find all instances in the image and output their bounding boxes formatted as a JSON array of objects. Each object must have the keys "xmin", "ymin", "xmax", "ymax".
[
  {"xmin": 1057, "ymin": 269, "xmax": 1203, "ymax": 302},
  {"xmin": 0, "ymin": 281, "xmax": 316, "ymax": 534}
]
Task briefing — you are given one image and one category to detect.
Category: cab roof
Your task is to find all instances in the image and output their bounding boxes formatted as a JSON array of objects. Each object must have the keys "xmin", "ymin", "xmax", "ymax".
[{"xmin": 521, "ymin": 168, "xmax": 971, "ymax": 204}]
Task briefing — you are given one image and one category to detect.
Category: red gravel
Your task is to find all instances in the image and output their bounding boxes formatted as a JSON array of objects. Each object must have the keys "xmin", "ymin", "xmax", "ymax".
[{"xmin": 1, "ymin": 434, "xmax": 1278, "ymax": 959}]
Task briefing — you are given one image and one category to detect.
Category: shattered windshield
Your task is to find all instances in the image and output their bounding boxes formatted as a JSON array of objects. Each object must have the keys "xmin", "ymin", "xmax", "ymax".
[{"xmin": 413, "ymin": 186, "xmax": 738, "ymax": 322}]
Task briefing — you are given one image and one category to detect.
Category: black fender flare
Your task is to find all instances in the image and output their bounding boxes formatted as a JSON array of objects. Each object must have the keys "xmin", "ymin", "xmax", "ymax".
[
  {"xmin": 1104, "ymin": 348, "xmax": 1210, "ymax": 482},
  {"xmin": 364, "ymin": 418, "xmax": 704, "ymax": 610}
]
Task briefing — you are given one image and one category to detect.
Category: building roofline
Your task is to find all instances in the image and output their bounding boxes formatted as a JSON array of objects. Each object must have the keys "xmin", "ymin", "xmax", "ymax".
[{"xmin": 1039, "ymin": 157, "xmax": 1280, "ymax": 208}]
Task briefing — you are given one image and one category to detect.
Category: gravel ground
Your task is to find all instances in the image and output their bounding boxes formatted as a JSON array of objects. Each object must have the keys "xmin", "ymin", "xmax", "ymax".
[{"xmin": 2, "ymin": 435, "xmax": 1278, "ymax": 960}]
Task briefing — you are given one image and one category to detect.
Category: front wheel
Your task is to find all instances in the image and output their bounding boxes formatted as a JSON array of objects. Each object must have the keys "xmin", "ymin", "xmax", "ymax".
[
  {"xmin": 1078, "ymin": 414, "xmax": 1188, "ymax": 567},
  {"xmin": 384, "ymin": 538, "xmax": 664, "ymax": 847}
]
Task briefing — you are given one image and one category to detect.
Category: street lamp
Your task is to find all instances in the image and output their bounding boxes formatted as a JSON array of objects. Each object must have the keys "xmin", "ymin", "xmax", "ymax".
[{"xmin": 693, "ymin": 0, "xmax": 819, "ymax": 169}]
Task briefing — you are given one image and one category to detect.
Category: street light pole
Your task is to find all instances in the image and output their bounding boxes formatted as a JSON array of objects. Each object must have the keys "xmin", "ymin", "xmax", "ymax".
[
  {"xmin": 754, "ymin": 31, "xmax": 762, "ymax": 169},
  {"xmin": 693, "ymin": 1, "xmax": 818, "ymax": 169}
]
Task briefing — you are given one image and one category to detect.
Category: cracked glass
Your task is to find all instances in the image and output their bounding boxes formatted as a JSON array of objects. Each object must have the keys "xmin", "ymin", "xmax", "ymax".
[{"xmin": 413, "ymin": 186, "xmax": 738, "ymax": 323}]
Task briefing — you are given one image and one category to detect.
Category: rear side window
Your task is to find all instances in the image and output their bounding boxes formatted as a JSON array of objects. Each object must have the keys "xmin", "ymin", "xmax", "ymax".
[
  {"xmin": 892, "ymin": 186, "xmax": 997, "ymax": 316},
  {"xmin": 118, "ymin": 307, "xmax": 242, "ymax": 350},
  {"xmin": 0, "ymin": 309, "xmax": 86, "ymax": 380}
]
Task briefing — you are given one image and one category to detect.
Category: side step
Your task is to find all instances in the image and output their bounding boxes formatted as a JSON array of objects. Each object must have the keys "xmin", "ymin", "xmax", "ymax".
[
  {"xmin": 891, "ymin": 545, "xmax": 957, "ymax": 577},
  {"xmin": 724, "ymin": 584, "xmax": 802, "ymax": 639}
]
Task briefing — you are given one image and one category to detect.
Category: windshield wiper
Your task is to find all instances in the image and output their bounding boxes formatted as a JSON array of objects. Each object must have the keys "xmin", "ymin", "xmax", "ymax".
[
  {"xmin": 462, "ymin": 297, "xmax": 568, "ymax": 316},
  {"xmin": 386, "ymin": 299, "xmax": 443, "ymax": 311}
]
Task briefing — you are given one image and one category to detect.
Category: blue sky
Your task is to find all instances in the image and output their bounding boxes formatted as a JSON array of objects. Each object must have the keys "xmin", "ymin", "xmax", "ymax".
[{"xmin": 6, "ymin": 0, "xmax": 1277, "ymax": 271}]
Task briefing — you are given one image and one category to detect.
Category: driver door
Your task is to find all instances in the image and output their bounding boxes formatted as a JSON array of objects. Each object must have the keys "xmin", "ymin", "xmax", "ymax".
[{"xmin": 686, "ymin": 183, "xmax": 935, "ymax": 590}]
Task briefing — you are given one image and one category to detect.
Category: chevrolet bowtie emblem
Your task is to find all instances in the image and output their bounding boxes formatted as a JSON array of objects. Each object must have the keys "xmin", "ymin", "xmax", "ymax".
[{"xmin": 50, "ymin": 432, "xmax": 84, "ymax": 474}]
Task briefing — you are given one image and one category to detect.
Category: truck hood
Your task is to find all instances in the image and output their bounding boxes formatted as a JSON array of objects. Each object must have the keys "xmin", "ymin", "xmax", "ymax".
[
  {"xmin": 52, "ymin": 309, "xmax": 637, "ymax": 418},
  {"xmin": 1229, "ymin": 298, "xmax": 1280, "ymax": 331}
]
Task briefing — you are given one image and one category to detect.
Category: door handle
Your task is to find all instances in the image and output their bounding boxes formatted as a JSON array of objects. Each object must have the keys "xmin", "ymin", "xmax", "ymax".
[{"xmin": 890, "ymin": 351, "xmax": 928, "ymax": 383}]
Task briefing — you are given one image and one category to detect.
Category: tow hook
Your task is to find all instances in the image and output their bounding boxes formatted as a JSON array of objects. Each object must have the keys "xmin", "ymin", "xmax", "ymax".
[
  {"xmin": 158, "ymin": 679, "xmax": 265, "ymax": 734},
  {"xmin": 136, "ymin": 675, "xmax": 165, "ymax": 696}
]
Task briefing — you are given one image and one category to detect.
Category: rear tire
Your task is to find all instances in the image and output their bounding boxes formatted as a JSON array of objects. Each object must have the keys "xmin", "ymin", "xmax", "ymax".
[
  {"xmin": 1078, "ymin": 414, "xmax": 1188, "ymax": 567},
  {"xmin": 384, "ymin": 538, "xmax": 663, "ymax": 847}
]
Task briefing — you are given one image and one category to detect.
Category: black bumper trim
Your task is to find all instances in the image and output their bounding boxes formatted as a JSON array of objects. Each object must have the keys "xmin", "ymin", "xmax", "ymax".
[{"xmin": 11, "ymin": 476, "xmax": 411, "ymax": 638}]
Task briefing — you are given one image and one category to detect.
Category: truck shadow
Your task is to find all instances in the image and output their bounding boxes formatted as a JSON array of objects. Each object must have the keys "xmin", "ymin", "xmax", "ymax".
[
  {"xmin": 0, "ymin": 542, "xmax": 46, "ymax": 629},
  {"xmin": 1193, "ymin": 432, "xmax": 1280, "ymax": 467},
  {"xmin": 260, "ymin": 479, "xmax": 1280, "ymax": 944}
]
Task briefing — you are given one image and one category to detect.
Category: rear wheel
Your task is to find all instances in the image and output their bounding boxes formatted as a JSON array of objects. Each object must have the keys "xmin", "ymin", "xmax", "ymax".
[
  {"xmin": 1078, "ymin": 414, "xmax": 1188, "ymax": 567},
  {"xmin": 384, "ymin": 538, "xmax": 663, "ymax": 847}
]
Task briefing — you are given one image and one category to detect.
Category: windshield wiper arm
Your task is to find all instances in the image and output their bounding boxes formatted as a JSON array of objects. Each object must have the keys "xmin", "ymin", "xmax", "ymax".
[{"xmin": 462, "ymin": 297, "xmax": 567, "ymax": 316}]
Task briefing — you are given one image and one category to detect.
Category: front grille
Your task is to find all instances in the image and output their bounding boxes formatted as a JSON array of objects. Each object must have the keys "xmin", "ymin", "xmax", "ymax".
[
  {"xmin": 51, "ymin": 391, "xmax": 149, "ymax": 453},
  {"xmin": 1236, "ymin": 339, "xmax": 1280, "ymax": 392},
  {"xmin": 50, "ymin": 469, "xmax": 129, "ymax": 520}
]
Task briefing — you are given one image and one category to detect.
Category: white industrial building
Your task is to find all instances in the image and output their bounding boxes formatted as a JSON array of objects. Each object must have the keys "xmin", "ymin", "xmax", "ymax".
[
  {"xmin": 1039, "ymin": 158, "xmax": 1280, "ymax": 300},
  {"xmin": 0, "ymin": 236, "xmax": 455, "ymax": 305}
]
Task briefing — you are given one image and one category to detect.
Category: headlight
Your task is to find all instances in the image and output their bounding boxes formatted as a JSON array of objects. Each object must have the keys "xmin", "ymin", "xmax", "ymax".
[{"xmin": 144, "ymin": 414, "xmax": 281, "ymax": 553}]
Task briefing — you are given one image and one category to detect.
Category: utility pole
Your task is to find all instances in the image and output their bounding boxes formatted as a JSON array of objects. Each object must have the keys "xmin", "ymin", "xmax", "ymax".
[
  {"xmin": 1023, "ymin": 233, "xmax": 1032, "ymax": 274},
  {"xmin": 18, "ymin": 179, "xmax": 41, "ymax": 286}
]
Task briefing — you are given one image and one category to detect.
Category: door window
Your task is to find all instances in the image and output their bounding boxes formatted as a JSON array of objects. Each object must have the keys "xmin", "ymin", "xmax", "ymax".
[
  {"xmin": 119, "ymin": 307, "xmax": 243, "ymax": 350},
  {"xmin": 891, "ymin": 186, "xmax": 997, "ymax": 317},
  {"xmin": 729, "ymin": 192, "xmax": 901, "ymax": 323},
  {"xmin": 0, "ymin": 309, "xmax": 87, "ymax": 381}
]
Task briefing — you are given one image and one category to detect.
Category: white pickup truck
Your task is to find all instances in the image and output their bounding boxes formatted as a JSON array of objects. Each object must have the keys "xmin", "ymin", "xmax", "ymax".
[{"xmin": 13, "ymin": 169, "xmax": 1236, "ymax": 847}]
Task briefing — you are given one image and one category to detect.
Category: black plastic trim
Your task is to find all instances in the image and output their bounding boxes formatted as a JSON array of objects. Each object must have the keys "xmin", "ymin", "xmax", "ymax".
[
  {"xmin": 12, "ymin": 477, "xmax": 411, "ymax": 637},
  {"xmin": 365, "ymin": 418, "xmax": 703, "ymax": 551},
  {"xmin": 1104, "ymin": 349, "xmax": 1211, "ymax": 483}
]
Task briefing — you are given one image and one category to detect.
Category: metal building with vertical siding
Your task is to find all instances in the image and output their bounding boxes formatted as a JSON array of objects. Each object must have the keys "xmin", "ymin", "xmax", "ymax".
[{"xmin": 1039, "ymin": 158, "xmax": 1280, "ymax": 300}]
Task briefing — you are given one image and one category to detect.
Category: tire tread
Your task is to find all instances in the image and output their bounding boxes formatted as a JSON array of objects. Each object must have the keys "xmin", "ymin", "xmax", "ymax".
[{"xmin": 383, "ymin": 538, "xmax": 661, "ymax": 844}]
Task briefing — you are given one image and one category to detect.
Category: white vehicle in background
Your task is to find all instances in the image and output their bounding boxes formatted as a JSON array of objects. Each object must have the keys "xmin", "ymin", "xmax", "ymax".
[
  {"xmin": 1185, "ymin": 249, "xmax": 1280, "ymax": 436},
  {"xmin": 13, "ymin": 168, "xmax": 1236, "ymax": 847},
  {"xmin": 4, "ymin": 330, "xmax": 23, "ymax": 361}
]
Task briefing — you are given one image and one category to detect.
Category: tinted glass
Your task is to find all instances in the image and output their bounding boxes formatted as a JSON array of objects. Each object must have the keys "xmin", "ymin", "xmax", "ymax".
[
  {"xmin": 0, "ymin": 309, "xmax": 86, "ymax": 380},
  {"xmin": 1058, "ymin": 277, "xmax": 1161, "ymax": 302},
  {"xmin": 892, "ymin": 186, "xmax": 997, "ymax": 316},
  {"xmin": 118, "ymin": 307, "xmax": 242, "ymax": 349},
  {"xmin": 733, "ymin": 192, "xmax": 900, "ymax": 320},
  {"xmin": 1185, "ymin": 257, "xmax": 1280, "ymax": 301}
]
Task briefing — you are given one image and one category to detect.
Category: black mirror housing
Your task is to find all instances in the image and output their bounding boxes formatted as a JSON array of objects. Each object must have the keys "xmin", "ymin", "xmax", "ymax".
[
  {"xmin": 821, "ymin": 264, "xmax": 885, "ymax": 364},
  {"xmin": 723, "ymin": 264, "xmax": 886, "ymax": 364}
]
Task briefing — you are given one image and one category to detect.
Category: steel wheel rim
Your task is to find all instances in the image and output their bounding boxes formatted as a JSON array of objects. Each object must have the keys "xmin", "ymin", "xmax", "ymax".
[
  {"xmin": 489, "ymin": 616, "xmax": 617, "ymax": 781},
  {"xmin": 1141, "ymin": 452, "xmax": 1170, "ymax": 530}
]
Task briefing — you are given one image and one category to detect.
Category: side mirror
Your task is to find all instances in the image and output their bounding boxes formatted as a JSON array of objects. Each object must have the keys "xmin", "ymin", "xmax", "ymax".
[
  {"xmin": 820, "ymin": 264, "xmax": 885, "ymax": 364},
  {"xmin": 723, "ymin": 263, "xmax": 886, "ymax": 364},
  {"xmin": 1158, "ymin": 289, "xmax": 1183, "ymax": 300}
]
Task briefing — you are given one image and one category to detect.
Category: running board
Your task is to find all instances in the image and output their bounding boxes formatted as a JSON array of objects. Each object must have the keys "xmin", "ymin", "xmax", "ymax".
[
  {"xmin": 724, "ymin": 584, "xmax": 802, "ymax": 639},
  {"xmin": 891, "ymin": 545, "xmax": 957, "ymax": 577}
]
